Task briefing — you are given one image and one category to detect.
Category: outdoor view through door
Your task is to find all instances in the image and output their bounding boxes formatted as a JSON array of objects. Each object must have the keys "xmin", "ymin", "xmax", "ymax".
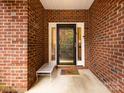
[
  {"xmin": 49, "ymin": 23, "xmax": 84, "ymax": 66},
  {"xmin": 57, "ymin": 24, "xmax": 76, "ymax": 65}
]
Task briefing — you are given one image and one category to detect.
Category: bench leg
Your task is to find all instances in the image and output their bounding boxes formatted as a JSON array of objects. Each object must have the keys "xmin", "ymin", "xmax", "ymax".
[
  {"xmin": 36, "ymin": 73, "xmax": 38, "ymax": 82},
  {"xmin": 50, "ymin": 73, "xmax": 52, "ymax": 81}
]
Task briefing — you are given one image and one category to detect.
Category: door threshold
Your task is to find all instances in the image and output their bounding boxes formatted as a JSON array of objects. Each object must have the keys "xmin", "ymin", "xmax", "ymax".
[
  {"xmin": 57, "ymin": 65, "xmax": 76, "ymax": 68},
  {"xmin": 57, "ymin": 65, "xmax": 85, "ymax": 69}
]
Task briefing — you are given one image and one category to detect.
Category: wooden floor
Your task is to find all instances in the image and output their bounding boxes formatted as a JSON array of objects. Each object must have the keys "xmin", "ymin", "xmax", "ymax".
[{"xmin": 26, "ymin": 69, "xmax": 111, "ymax": 93}]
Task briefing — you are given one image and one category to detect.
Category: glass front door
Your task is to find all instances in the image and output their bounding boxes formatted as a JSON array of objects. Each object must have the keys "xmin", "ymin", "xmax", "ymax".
[{"xmin": 57, "ymin": 24, "xmax": 76, "ymax": 65}]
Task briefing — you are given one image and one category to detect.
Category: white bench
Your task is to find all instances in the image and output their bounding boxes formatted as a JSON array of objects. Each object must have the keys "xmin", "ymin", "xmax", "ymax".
[{"xmin": 36, "ymin": 63, "xmax": 56, "ymax": 80}]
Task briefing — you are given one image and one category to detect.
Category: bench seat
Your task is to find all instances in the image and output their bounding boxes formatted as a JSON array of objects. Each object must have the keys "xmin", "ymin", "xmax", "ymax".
[{"xmin": 36, "ymin": 63, "xmax": 56, "ymax": 80}]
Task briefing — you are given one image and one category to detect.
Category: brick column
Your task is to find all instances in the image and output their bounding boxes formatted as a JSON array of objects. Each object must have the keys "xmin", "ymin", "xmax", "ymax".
[{"xmin": 0, "ymin": 0, "xmax": 28, "ymax": 92}]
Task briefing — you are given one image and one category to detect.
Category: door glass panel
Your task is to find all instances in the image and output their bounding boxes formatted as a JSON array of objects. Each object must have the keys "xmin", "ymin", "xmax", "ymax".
[
  {"xmin": 51, "ymin": 27, "xmax": 56, "ymax": 61},
  {"xmin": 77, "ymin": 28, "xmax": 82, "ymax": 60},
  {"xmin": 59, "ymin": 28, "xmax": 74, "ymax": 64}
]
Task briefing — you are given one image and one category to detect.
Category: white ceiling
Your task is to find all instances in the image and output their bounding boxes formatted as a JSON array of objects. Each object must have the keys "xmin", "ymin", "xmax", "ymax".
[{"xmin": 40, "ymin": 0, "xmax": 94, "ymax": 10}]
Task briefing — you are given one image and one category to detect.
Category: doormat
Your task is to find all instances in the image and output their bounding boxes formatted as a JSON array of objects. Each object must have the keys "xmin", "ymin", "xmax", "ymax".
[{"xmin": 61, "ymin": 68, "xmax": 79, "ymax": 75}]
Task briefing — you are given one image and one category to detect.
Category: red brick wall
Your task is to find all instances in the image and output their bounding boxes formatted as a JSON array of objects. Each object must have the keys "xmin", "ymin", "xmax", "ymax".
[
  {"xmin": 28, "ymin": 0, "xmax": 45, "ymax": 89},
  {"xmin": 88, "ymin": 0, "xmax": 124, "ymax": 93},
  {"xmin": 0, "ymin": 0, "xmax": 28, "ymax": 92},
  {"xmin": 0, "ymin": 0, "xmax": 45, "ymax": 91},
  {"xmin": 1, "ymin": 0, "xmax": 123, "ymax": 92},
  {"xmin": 44, "ymin": 10, "xmax": 89, "ymax": 63}
]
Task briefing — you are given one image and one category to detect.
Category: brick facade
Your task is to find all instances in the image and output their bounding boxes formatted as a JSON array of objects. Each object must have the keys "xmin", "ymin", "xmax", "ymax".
[
  {"xmin": 28, "ymin": 0, "xmax": 45, "ymax": 89},
  {"xmin": 88, "ymin": 0, "xmax": 124, "ymax": 93},
  {"xmin": 0, "ymin": 0, "xmax": 45, "ymax": 92},
  {"xmin": 0, "ymin": 0, "xmax": 124, "ymax": 93},
  {"xmin": 0, "ymin": 0, "xmax": 28, "ymax": 92}
]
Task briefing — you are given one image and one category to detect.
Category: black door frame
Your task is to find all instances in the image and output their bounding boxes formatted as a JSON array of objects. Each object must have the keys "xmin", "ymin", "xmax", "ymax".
[{"xmin": 57, "ymin": 24, "xmax": 76, "ymax": 65}]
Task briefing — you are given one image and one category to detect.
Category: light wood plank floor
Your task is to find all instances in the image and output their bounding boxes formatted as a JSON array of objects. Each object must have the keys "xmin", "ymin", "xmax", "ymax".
[{"xmin": 26, "ymin": 69, "xmax": 111, "ymax": 93}]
